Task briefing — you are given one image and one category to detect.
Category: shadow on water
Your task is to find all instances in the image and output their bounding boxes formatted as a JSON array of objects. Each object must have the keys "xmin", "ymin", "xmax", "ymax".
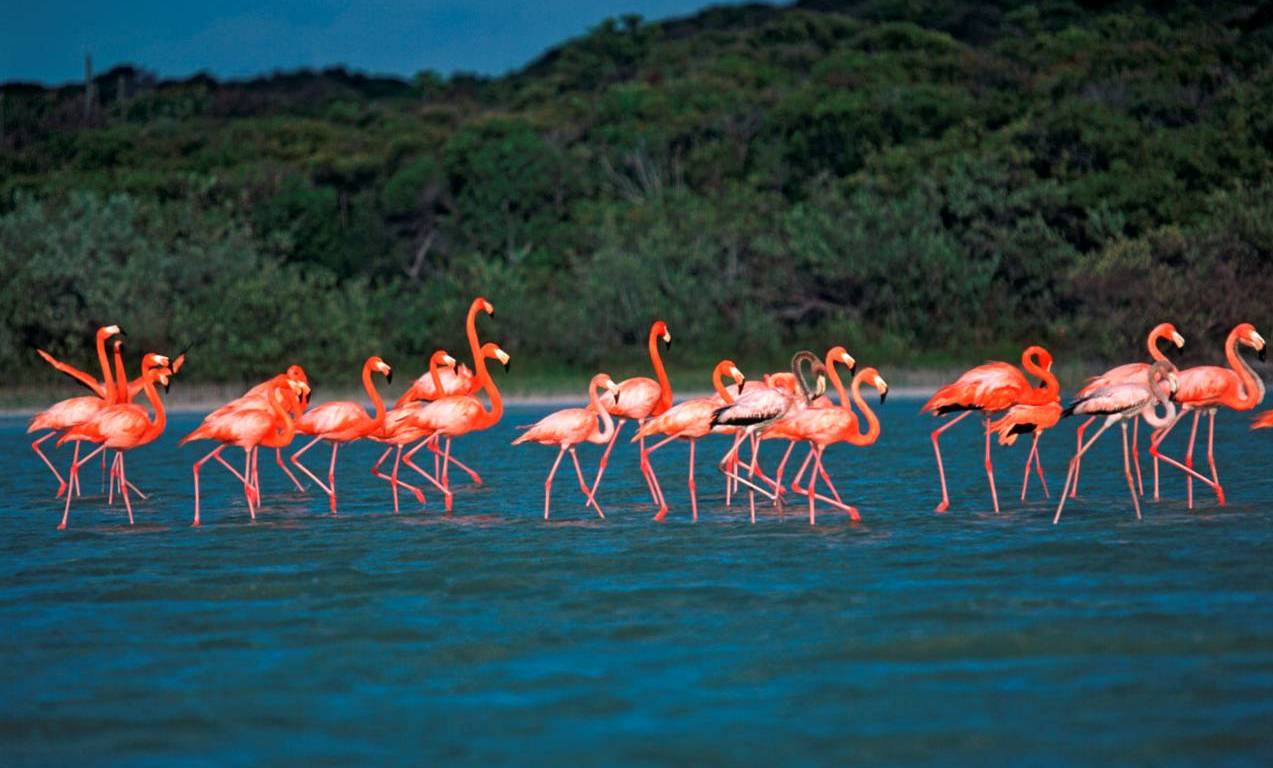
[{"xmin": 1, "ymin": 399, "xmax": 1272, "ymax": 765}]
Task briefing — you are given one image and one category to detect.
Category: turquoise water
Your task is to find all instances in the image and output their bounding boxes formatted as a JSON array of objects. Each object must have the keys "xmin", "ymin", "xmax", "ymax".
[{"xmin": 2, "ymin": 400, "xmax": 1272, "ymax": 765}]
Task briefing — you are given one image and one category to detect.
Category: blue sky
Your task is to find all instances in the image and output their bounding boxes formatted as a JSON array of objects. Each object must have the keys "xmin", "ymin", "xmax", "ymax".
[{"xmin": 2, "ymin": 1, "xmax": 745, "ymax": 84}]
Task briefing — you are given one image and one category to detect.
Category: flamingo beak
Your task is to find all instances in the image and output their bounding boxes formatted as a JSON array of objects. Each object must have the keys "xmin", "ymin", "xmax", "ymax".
[
  {"xmin": 842, "ymin": 353, "xmax": 856, "ymax": 373},
  {"xmin": 483, "ymin": 300, "xmax": 495, "ymax": 316},
  {"xmin": 1172, "ymin": 331, "xmax": 1185, "ymax": 348},
  {"xmin": 443, "ymin": 354, "xmax": 457, "ymax": 367},
  {"xmin": 663, "ymin": 331, "xmax": 672, "ymax": 348},
  {"xmin": 494, "ymin": 348, "xmax": 511, "ymax": 372},
  {"xmin": 876, "ymin": 376, "xmax": 889, "ymax": 404}
]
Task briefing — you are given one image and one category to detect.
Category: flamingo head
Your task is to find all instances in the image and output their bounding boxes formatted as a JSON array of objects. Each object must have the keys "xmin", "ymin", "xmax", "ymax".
[
  {"xmin": 1235, "ymin": 323, "xmax": 1266, "ymax": 361},
  {"xmin": 367, "ymin": 356, "xmax": 393, "ymax": 383},
  {"xmin": 143, "ymin": 353, "xmax": 172, "ymax": 390},
  {"xmin": 651, "ymin": 320, "xmax": 671, "ymax": 349},
  {"xmin": 1023, "ymin": 345, "xmax": 1054, "ymax": 372},
  {"xmin": 430, "ymin": 349, "xmax": 457, "ymax": 369},
  {"xmin": 860, "ymin": 367, "xmax": 889, "ymax": 404},
  {"xmin": 473, "ymin": 296, "xmax": 495, "ymax": 318},
  {"xmin": 482, "ymin": 343, "xmax": 511, "ymax": 372},
  {"xmin": 98, "ymin": 324, "xmax": 123, "ymax": 341},
  {"xmin": 827, "ymin": 345, "xmax": 857, "ymax": 375},
  {"xmin": 726, "ymin": 360, "xmax": 746, "ymax": 391},
  {"xmin": 593, "ymin": 374, "xmax": 620, "ymax": 403},
  {"xmin": 286, "ymin": 364, "xmax": 308, "ymax": 383}
]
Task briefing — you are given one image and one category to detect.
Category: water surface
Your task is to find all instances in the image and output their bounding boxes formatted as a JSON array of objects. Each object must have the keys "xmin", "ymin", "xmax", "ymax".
[{"xmin": 2, "ymin": 401, "xmax": 1271, "ymax": 765}]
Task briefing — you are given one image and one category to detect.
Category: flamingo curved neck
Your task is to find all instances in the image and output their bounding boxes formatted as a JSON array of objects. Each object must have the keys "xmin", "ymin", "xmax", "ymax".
[
  {"xmin": 271, "ymin": 387, "xmax": 295, "ymax": 444},
  {"xmin": 1226, "ymin": 330, "xmax": 1265, "ymax": 408},
  {"xmin": 466, "ymin": 302, "xmax": 485, "ymax": 374},
  {"xmin": 591, "ymin": 380, "xmax": 616, "ymax": 442},
  {"xmin": 845, "ymin": 372, "xmax": 881, "ymax": 446},
  {"xmin": 140, "ymin": 370, "xmax": 167, "ymax": 442},
  {"xmin": 1021, "ymin": 352, "xmax": 1059, "ymax": 404},
  {"xmin": 1148, "ymin": 327, "xmax": 1170, "ymax": 362},
  {"xmin": 96, "ymin": 332, "xmax": 115, "ymax": 403},
  {"xmin": 826, "ymin": 357, "xmax": 850, "ymax": 408},
  {"xmin": 1141, "ymin": 370, "xmax": 1176, "ymax": 428},
  {"xmin": 363, "ymin": 363, "xmax": 386, "ymax": 427},
  {"xmin": 428, "ymin": 356, "xmax": 445, "ymax": 397},
  {"xmin": 648, "ymin": 330, "xmax": 672, "ymax": 412},
  {"xmin": 711, "ymin": 363, "xmax": 733, "ymax": 404},
  {"xmin": 472, "ymin": 354, "xmax": 504, "ymax": 429}
]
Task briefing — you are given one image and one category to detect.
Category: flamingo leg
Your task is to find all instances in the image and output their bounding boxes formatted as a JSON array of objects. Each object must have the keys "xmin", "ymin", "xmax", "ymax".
[
  {"xmin": 402, "ymin": 439, "xmax": 452, "ymax": 512},
  {"xmin": 1122, "ymin": 422, "xmax": 1141, "ymax": 520},
  {"xmin": 393, "ymin": 446, "xmax": 428, "ymax": 508},
  {"xmin": 771, "ymin": 441, "xmax": 797, "ymax": 505},
  {"xmin": 31, "ymin": 432, "xmax": 69, "ymax": 498},
  {"xmin": 291, "ymin": 436, "xmax": 335, "ymax": 502},
  {"xmin": 569, "ymin": 447, "xmax": 603, "ymax": 519},
  {"xmin": 807, "ymin": 445, "xmax": 819, "ymax": 525},
  {"xmin": 244, "ymin": 449, "xmax": 257, "ymax": 520},
  {"xmin": 1055, "ymin": 418, "xmax": 1116, "ymax": 524},
  {"xmin": 1132, "ymin": 417, "xmax": 1144, "ymax": 497},
  {"xmin": 437, "ymin": 438, "xmax": 483, "ymax": 487},
  {"xmin": 191, "ymin": 445, "xmax": 221, "ymax": 527},
  {"xmin": 816, "ymin": 446, "xmax": 860, "ymax": 521},
  {"xmin": 1149, "ymin": 409, "xmax": 1188, "ymax": 501},
  {"xmin": 717, "ymin": 431, "xmax": 774, "ymax": 501},
  {"xmin": 107, "ymin": 452, "xmax": 118, "ymax": 507},
  {"xmin": 588, "ymin": 418, "xmax": 626, "ymax": 501},
  {"xmin": 1033, "ymin": 433, "xmax": 1050, "ymax": 498},
  {"xmin": 983, "ymin": 416, "xmax": 1001, "ymax": 514},
  {"xmin": 213, "ymin": 450, "xmax": 253, "ymax": 511},
  {"xmin": 276, "ymin": 447, "xmax": 306, "ymax": 493},
  {"xmin": 117, "ymin": 454, "xmax": 134, "ymax": 525},
  {"xmin": 327, "ymin": 443, "xmax": 340, "ymax": 513},
  {"xmin": 543, "ymin": 446, "xmax": 566, "ymax": 520},
  {"xmin": 1205, "ymin": 409, "xmax": 1226, "ymax": 506},
  {"xmin": 639, "ymin": 430, "xmax": 666, "ymax": 510},
  {"xmin": 1021, "ymin": 436, "xmax": 1035, "ymax": 502},
  {"xmin": 371, "ymin": 447, "xmax": 399, "ymax": 514},
  {"xmin": 930, "ymin": 411, "xmax": 972, "ymax": 512},
  {"xmin": 1070, "ymin": 416, "xmax": 1094, "ymax": 498},
  {"xmin": 815, "ymin": 452, "xmax": 844, "ymax": 506},
  {"xmin": 59, "ymin": 443, "xmax": 104, "ymax": 530},
  {"xmin": 687, "ymin": 439, "xmax": 698, "ymax": 522},
  {"xmin": 789, "ymin": 446, "xmax": 816, "ymax": 494},
  {"xmin": 723, "ymin": 431, "xmax": 743, "ymax": 506},
  {"xmin": 1185, "ymin": 410, "xmax": 1201, "ymax": 509}
]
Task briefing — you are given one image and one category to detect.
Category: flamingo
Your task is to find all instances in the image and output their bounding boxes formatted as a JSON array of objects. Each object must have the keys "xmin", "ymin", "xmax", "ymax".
[
  {"xmin": 183, "ymin": 377, "xmax": 304, "ymax": 526},
  {"xmin": 400, "ymin": 342, "xmax": 510, "ymax": 512},
  {"xmin": 290, "ymin": 356, "xmax": 393, "ymax": 513},
  {"xmin": 922, "ymin": 345, "xmax": 1059, "ymax": 514},
  {"xmin": 1054, "ymin": 360, "xmax": 1179, "ymax": 523},
  {"xmin": 208, "ymin": 365, "xmax": 312, "ymax": 493},
  {"xmin": 513, "ymin": 374, "xmax": 620, "ymax": 520},
  {"xmin": 988, "ymin": 401, "xmax": 1062, "ymax": 502},
  {"xmin": 766, "ymin": 346, "xmax": 858, "ymax": 503},
  {"xmin": 711, "ymin": 351, "xmax": 826, "ymax": 523},
  {"xmin": 395, "ymin": 353, "xmax": 474, "ymax": 406},
  {"xmin": 1149, "ymin": 323, "xmax": 1266, "ymax": 509},
  {"xmin": 765, "ymin": 361, "xmax": 888, "ymax": 524},
  {"xmin": 630, "ymin": 359, "xmax": 747, "ymax": 521},
  {"xmin": 405, "ymin": 297, "xmax": 497, "ymax": 486},
  {"xmin": 54, "ymin": 354, "xmax": 173, "ymax": 529},
  {"xmin": 1253, "ymin": 410, "xmax": 1273, "ymax": 430},
  {"xmin": 589, "ymin": 320, "xmax": 674, "ymax": 511},
  {"xmin": 369, "ymin": 350, "xmax": 457, "ymax": 513},
  {"xmin": 29, "ymin": 324, "xmax": 121, "ymax": 496},
  {"xmin": 1071, "ymin": 322, "xmax": 1185, "ymax": 499}
]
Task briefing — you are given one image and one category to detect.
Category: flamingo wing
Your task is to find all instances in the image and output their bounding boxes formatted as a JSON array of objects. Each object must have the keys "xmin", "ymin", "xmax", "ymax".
[
  {"xmin": 513, "ymin": 408, "xmax": 594, "ymax": 445},
  {"xmin": 295, "ymin": 401, "xmax": 369, "ymax": 436},
  {"xmin": 28, "ymin": 396, "xmax": 107, "ymax": 433},
  {"xmin": 989, "ymin": 401, "xmax": 1062, "ymax": 445},
  {"xmin": 711, "ymin": 386, "xmax": 790, "ymax": 428},
  {"xmin": 1063, "ymin": 383, "xmax": 1149, "ymax": 418},
  {"xmin": 1077, "ymin": 362, "xmax": 1148, "ymax": 397},
  {"xmin": 923, "ymin": 362, "xmax": 1026, "ymax": 414},
  {"xmin": 1173, "ymin": 366, "xmax": 1237, "ymax": 406},
  {"xmin": 600, "ymin": 377, "xmax": 662, "ymax": 419}
]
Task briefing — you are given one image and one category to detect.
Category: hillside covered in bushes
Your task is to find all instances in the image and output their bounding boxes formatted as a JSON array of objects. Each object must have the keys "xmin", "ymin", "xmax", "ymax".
[{"xmin": 2, "ymin": 0, "xmax": 1272, "ymax": 385}]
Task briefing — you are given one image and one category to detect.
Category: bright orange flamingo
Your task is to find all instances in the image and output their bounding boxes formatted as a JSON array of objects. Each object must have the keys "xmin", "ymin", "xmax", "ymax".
[
  {"xmin": 513, "ymin": 374, "xmax": 620, "ymax": 520},
  {"xmin": 29, "ymin": 324, "xmax": 121, "ymax": 496},
  {"xmin": 1253, "ymin": 410, "xmax": 1273, "ymax": 430},
  {"xmin": 395, "ymin": 351, "xmax": 474, "ymax": 407},
  {"xmin": 411, "ymin": 296, "xmax": 496, "ymax": 484},
  {"xmin": 290, "ymin": 356, "xmax": 393, "ymax": 513},
  {"xmin": 369, "ymin": 350, "xmax": 457, "ymax": 513},
  {"xmin": 1071, "ymin": 322, "xmax": 1185, "ymax": 499},
  {"xmin": 923, "ymin": 346, "xmax": 1059, "ymax": 514},
  {"xmin": 1055, "ymin": 360, "xmax": 1179, "ymax": 523},
  {"xmin": 55, "ymin": 354, "xmax": 173, "ymax": 529},
  {"xmin": 590, "ymin": 321, "xmax": 674, "ymax": 510},
  {"xmin": 711, "ymin": 351, "xmax": 826, "ymax": 523},
  {"xmin": 988, "ymin": 401, "xmax": 1062, "ymax": 502},
  {"xmin": 400, "ymin": 343, "xmax": 510, "ymax": 512},
  {"xmin": 766, "ymin": 359, "xmax": 888, "ymax": 524},
  {"xmin": 1149, "ymin": 323, "xmax": 1266, "ymax": 509},
  {"xmin": 767, "ymin": 346, "xmax": 857, "ymax": 503},
  {"xmin": 631, "ymin": 360, "xmax": 747, "ymax": 521},
  {"xmin": 208, "ymin": 365, "xmax": 312, "ymax": 493},
  {"xmin": 183, "ymin": 378, "xmax": 303, "ymax": 526}
]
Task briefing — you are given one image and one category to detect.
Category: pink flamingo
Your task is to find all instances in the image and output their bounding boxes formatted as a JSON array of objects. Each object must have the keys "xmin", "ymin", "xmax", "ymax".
[
  {"xmin": 29, "ymin": 324, "xmax": 121, "ymax": 496},
  {"xmin": 590, "ymin": 320, "xmax": 674, "ymax": 511},
  {"xmin": 406, "ymin": 297, "xmax": 497, "ymax": 486},
  {"xmin": 1054, "ymin": 360, "xmax": 1179, "ymax": 523},
  {"xmin": 396, "ymin": 353, "xmax": 474, "ymax": 407},
  {"xmin": 54, "ymin": 354, "xmax": 173, "ymax": 529},
  {"xmin": 290, "ymin": 356, "xmax": 393, "ymax": 513},
  {"xmin": 183, "ymin": 377, "xmax": 303, "ymax": 526},
  {"xmin": 369, "ymin": 350, "xmax": 457, "ymax": 513},
  {"xmin": 711, "ymin": 351, "xmax": 826, "ymax": 523},
  {"xmin": 207, "ymin": 365, "xmax": 312, "ymax": 494},
  {"xmin": 630, "ymin": 360, "xmax": 747, "ymax": 521},
  {"xmin": 1071, "ymin": 322, "xmax": 1185, "ymax": 499},
  {"xmin": 1253, "ymin": 410, "xmax": 1273, "ymax": 430},
  {"xmin": 988, "ymin": 401, "xmax": 1062, "ymax": 502},
  {"xmin": 513, "ymin": 374, "xmax": 620, "ymax": 519},
  {"xmin": 767, "ymin": 346, "xmax": 858, "ymax": 503},
  {"xmin": 765, "ymin": 363, "xmax": 888, "ymax": 524},
  {"xmin": 1149, "ymin": 323, "xmax": 1266, "ymax": 509},
  {"xmin": 923, "ymin": 346, "xmax": 1059, "ymax": 514},
  {"xmin": 400, "ymin": 343, "xmax": 510, "ymax": 512}
]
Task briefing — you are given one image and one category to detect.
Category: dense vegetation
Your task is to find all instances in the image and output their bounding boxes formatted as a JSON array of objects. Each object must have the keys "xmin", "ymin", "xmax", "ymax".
[{"xmin": 3, "ymin": 1, "xmax": 1272, "ymax": 387}]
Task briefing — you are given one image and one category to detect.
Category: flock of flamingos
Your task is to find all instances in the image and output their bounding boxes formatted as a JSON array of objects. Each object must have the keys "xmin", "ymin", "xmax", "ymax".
[{"xmin": 24, "ymin": 297, "xmax": 1272, "ymax": 530}]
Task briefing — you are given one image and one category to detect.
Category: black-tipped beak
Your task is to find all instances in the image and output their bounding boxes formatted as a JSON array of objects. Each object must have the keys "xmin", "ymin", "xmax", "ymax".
[
  {"xmin": 665, "ymin": 338, "xmax": 672, "ymax": 350},
  {"xmin": 738, "ymin": 379, "xmax": 746, "ymax": 392},
  {"xmin": 163, "ymin": 380, "xmax": 170, "ymax": 393},
  {"xmin": 386, "ymin": 370, "xmax": 394, "ymax": 384},
  {"xmin": 1260, "ymin": 347, "xmax": 1267, "ymax": 362},
  {"xmin": 880, "ymin": 391, "xmax": 888, "ymax": 405},
  {"xmin": 503, "ymin": 360, "xmax": 510, "ymax": 373},
  {"xmin": 117, "ymin": 329, "xmax": 127, "ymax": 338},
  {"xmin": 849, "ymin": 361, "xmax": 857, "ymax": 374}
]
